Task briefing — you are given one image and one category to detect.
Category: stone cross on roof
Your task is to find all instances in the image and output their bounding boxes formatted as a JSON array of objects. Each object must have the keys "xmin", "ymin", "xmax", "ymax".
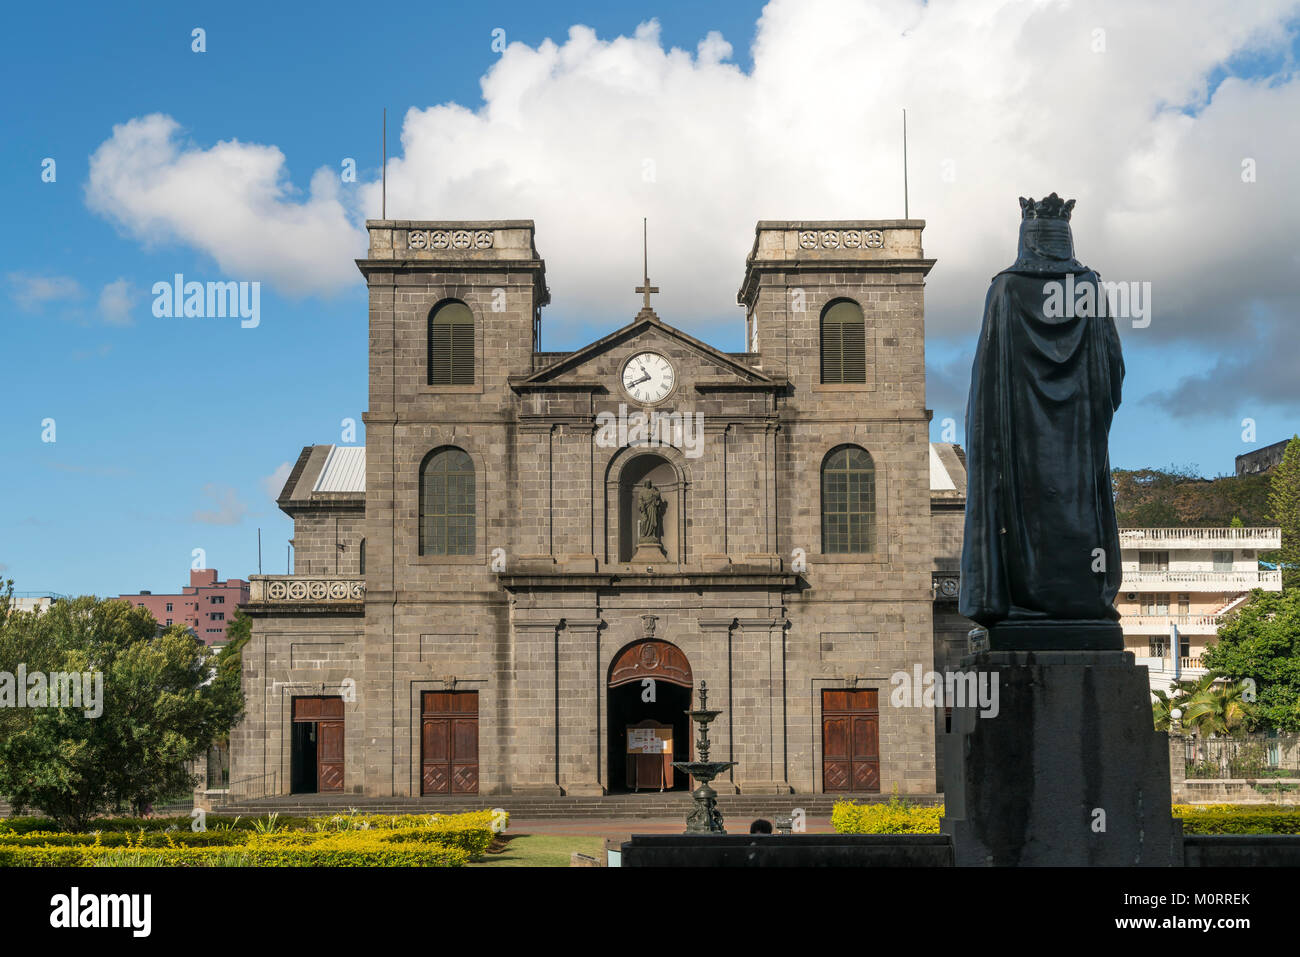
[{"xmin": 636, "ymin": 217, "xmax": 659, "ymax": 310}]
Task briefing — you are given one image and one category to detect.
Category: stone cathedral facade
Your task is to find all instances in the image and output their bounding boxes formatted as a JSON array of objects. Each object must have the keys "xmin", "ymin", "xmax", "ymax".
[{"xmin": 232, "ymin": 218, "xmax": 968, "ymax": 799}]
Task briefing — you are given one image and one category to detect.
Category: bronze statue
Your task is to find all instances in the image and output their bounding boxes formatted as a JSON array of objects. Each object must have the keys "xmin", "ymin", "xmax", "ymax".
[
  {"xmin": 635, "ymin": 479, "xmax": 665, "ymax": 544},
  {"xmin": 959, "ymin": 193, "xmax": 1125, "ymax": 648}
]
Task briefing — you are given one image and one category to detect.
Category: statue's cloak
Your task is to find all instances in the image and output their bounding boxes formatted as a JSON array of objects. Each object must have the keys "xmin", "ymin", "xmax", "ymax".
[{"xmin": 958, "ymin": 266, "xmax": 1125, "ymax": 626}]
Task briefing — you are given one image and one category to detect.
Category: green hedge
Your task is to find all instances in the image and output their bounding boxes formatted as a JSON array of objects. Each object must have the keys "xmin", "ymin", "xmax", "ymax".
[
  {"xmin": 0, "ymin": 831, "xmax": 245, "ymax": 848},
  {"xmin": 0, "ymin": 809, "xmax": 508, "ymax": 838},
  {"xmin": 0, "ymin": 809, "xmax": 504, "ymax": 865},
  {"xmin": 0, "ymin": 815, "xmax": 293, "ymax": 835},
  {"xmin": 0, "ymin": 836, "xmax": 469, "ymax": 867},
  {"xmin": 831, "ymin": 800, "xmax": 1300, "ymax": 835},
  {"xmin": 1173, "ymin": 804, "xmax": 1300, "ymax": 834}
]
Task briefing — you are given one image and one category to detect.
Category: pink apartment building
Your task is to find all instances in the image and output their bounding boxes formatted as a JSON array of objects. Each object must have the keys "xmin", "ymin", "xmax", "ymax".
[
  {"xmin": 1117, "ymin": 527, "xmax": 1283, "ymax": 692},
  {"xmin": 119, "ymin": 569, "xmax": 250, "ymax": 645}
]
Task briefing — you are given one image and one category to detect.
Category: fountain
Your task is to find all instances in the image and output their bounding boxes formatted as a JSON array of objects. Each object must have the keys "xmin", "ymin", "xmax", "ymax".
[{"xmin": 672, "ymin": 680, "xmax": 737, "ymax": 834}]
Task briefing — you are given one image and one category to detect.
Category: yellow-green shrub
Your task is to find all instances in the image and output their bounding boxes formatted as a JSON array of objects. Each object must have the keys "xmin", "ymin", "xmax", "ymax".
[
  {"xmin": 1173, "ymin": 804, "xmax": 1300, "ymax": 834},
  {"xmin": 0, "ymin": 836, "xmax": 469, "ymax": 867},
  {"xmin": 0, "ymin": 809, "xmax": 504, "ymax": 865},
  {"xmin": 307, "ymin": 809, "xmax": 504, "ymax": 859},
  {"xmin": 0, "ymin": 830, "xmax": 245, "ymax": 848},
  {"xmin": 830, "ymin": 800, "xmax": 1300, "ymax": 835},
  {"xmin": 831, "ymin": 800, "xmax": 944, "ymax": 834},
  {"xmin": 0, "ymin": 815, "xmax": 294, "ymax": 834}
]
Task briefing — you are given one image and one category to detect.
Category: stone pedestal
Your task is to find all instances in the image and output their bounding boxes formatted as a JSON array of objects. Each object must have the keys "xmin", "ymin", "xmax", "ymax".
[
  {"xmin": 630, "ymin": 542, "xmax": 668, "ymax": 564},
  {"xmin": 941, "ymin": 649, "xmax": 1181, "ymax": 866}
]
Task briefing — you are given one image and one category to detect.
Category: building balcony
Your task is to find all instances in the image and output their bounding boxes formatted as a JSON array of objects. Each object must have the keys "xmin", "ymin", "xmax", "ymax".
[
  {"xmin": 246, "ymin": 575, "xmax": 365, "ymax": 612},
  {"xmin": 1135, "ymin": 656, "xmax": 1207, "ymax": 678},
  {"xmin": 1119, "ymin": 527, "xmax": 1280, "ymax": 550},
  {"xmin": 1121, "ymin": 569, "xmax": 1282, "ymax": 592},
  {"xmin": 1123, "ymin": 614, "xmax": 1225, "ymax": 636}
]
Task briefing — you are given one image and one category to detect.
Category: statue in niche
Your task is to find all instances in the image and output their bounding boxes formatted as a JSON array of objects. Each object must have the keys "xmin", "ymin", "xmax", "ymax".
[{"xmin": 636, "ymin": 479, "xmax": 665, "ymax": 544}]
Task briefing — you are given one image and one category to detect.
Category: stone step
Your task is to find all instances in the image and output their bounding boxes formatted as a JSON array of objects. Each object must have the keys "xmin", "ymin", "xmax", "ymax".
[{"xmin": 210, "ymin": 793, "xmax": 942, "ymax": 819}]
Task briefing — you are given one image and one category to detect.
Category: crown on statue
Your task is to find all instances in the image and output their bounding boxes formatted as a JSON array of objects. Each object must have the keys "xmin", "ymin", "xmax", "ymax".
[{"xmin": 1018, "ymin": 193, "xmax": 1076, "ymax": 222}]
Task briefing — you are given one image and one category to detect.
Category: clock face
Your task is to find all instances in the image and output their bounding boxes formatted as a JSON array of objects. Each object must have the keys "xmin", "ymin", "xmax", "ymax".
[{"xmin": 622, "ymin": 352, "xmax": 675, "ymax": 404}]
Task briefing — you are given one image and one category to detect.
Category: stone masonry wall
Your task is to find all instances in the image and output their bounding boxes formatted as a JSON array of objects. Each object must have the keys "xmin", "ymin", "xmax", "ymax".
[{"xmin": 235, "ymin": 219, "xmax": 944, "ymax": 798}]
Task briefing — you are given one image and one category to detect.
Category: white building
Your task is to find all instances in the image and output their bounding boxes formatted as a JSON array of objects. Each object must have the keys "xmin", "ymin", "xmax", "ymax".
[
  {"xmin": 7, "ymin": 593, "xmax": 64, "ymax": 614},
  {"xmin": 1119, "ymin": 527, "xmax": 1282, "ymax": 692}
]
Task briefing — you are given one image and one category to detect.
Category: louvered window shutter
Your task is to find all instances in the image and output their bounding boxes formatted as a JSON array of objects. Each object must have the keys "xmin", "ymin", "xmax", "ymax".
[
  {"xmin": 821, "ymin": 300, "xmax": 867, "ymax": 384},
  {"xmin": 428, "ymin": 302, "xmax": 475, "ymax": 385},
  {"xmin": 451, "ymin": 320, "xmax": 474, "ymax": 384}
]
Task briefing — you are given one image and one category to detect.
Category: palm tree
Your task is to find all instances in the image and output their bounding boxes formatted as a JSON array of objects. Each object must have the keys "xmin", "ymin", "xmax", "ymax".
[
  {"xmin": 1152, "ymin": 674, "xmax": 1257, "ymax": 735},
  {"xmin": 1152, "ymin": 674, "xmax": 1216, "ymax": 731},
  {"xmin": 1152, "ymin": 688, "xmax": 1174, "ymax": 732},
  {"xmin": 1181, "ymin": 680, "xmax": 1257, "ymax": 736}
]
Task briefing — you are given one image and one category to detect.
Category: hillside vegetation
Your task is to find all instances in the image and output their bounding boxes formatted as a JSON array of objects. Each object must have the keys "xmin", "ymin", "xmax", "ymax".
[{"xmin": 1112, "ymin": 466, "xmax": 1274, "ymax": 528}]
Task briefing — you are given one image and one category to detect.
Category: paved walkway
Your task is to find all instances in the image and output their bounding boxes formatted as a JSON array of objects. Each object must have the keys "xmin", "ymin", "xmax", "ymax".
[{"xmin": 506, "ymin": 815, "xmax": 837, "ymax": 835}]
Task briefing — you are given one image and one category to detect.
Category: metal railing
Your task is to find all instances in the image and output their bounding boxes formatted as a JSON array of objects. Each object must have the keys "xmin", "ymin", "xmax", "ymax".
[
  {"xmin": 206, "ymin": 744, "xmax": 230, "ymax": 790},
  {"xmin": 1183, "ymin": 734, "xmax": 1300, "ymax": 780},
  {"xmin": 212, "ymin": 771, "xmax": 280, "ymax": 806}
]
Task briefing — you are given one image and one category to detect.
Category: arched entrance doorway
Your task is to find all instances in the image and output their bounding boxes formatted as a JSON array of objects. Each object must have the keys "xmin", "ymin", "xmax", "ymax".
[{"xmin": 608, "ymin": 639, "xmax": 693, "ymax": 793}]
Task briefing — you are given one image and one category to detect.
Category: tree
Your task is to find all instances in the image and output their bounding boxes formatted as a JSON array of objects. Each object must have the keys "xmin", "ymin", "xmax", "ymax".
[
  {"xmin": 1201, "ymin": 588, "xmax": 1300, "ymax": 732},
  {"xmin": 208, "ymin": 608, "xmax": 252, "ymax": 750},
  {"xmin": 1112, "ymin": 465, "xmax": 1273, "ymax": 528},
  {"xmin": 1151, "ymin": 672, "xmax": 1257, "ymax": 734},
  {"xmin": 1268, "ymin": 435, "xmax": 1300, "ymax": 589},
  {"xmin": 0, "ymin": 594, "xmax": 244, "ymax": 830},
  {"xmin": 1178, "ymin": 678, "xmax": 1257, "ymax": 736}
]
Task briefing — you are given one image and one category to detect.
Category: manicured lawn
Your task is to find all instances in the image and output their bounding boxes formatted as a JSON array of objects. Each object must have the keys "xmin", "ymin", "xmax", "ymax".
[{"xmin": 473, "ymin": 833, "xmax": 605, "ymax": 867}]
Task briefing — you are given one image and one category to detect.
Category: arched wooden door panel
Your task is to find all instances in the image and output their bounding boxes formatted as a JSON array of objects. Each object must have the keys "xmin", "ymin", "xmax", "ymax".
[{"xmin": 609, "ymin": 639, "xmax": 692, "ymax": 688}]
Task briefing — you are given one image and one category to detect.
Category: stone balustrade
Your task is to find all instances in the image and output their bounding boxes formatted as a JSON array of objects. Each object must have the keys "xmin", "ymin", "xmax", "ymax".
[
  {"xmin": 1124, "ymin": 613, "xmax": 1224, "ymax": 635},
  {"xmin": 1119, "ymin": 526, "xmax": 1280, "ymax": 549},
  {"xmin": 1123, "ymin": 569, "xmax": 1282, "ymax": 591},
  {"xmin": 247, "ymin": 575, "xmax": 365, "ymax": 604}
]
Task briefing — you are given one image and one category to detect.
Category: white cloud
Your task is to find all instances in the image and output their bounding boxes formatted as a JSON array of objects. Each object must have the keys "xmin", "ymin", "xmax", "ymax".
[
  {"xmin": 8, "ymin": 273, "xmax": 83, "ymax": 310},
  {"xmin": 84, "ymin": 1, "xmax": 1300, "ymax": 407},
  {"xmin": 261, "ymin": 462, "xmax": 293, "ymax": 501},
  {"xmin": 98, "ymin": 278, "xmax": 137, "ymax": 326},
  {"xmin": 86, "ymin": 114, "xmax": 363, "ymax": 296},
  {"xmin": 192, "ymin": 484, "xmax": 250, "ymax": 526}
]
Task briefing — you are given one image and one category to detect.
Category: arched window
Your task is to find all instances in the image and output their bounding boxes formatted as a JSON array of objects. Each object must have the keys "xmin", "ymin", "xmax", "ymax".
[
  {"xmin": 428, "ymin": 300, "xmax": 474, "ymax": 385},
  {"xmin": 822, "ymin": 445, "xmax": 875, "ymax": 553},
  {"xmin": 821, "ymin": 299, "xmax": 866, "ymax": 384},
  {"xmin": 358, "ymin": 538, "xmax": 365, "ymax": 576},
  {"xmin": 420, "ymin": 448, "xmax": 475, "ymax": 555}
]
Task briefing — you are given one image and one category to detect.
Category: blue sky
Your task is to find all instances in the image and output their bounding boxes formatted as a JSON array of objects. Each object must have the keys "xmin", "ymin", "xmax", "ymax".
[{"xmin": 2, "ymin": 1, "xmax": 1298, "ymax": 597}]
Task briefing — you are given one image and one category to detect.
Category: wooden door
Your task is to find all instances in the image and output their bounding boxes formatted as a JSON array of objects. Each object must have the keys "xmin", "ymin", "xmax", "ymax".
[
  {"xmin": 422, "ymin": 691, "xmax": 479, "ymax": 794},
  {"xmin": 822, "ymin": 689, "xmax": 880, "ymax": 792},
  {"xmin": 317, "ymin": 719, "xmax": 344, "ymax": 792},
  {"xmin": 292, "ymin": 696, "xmax": 344, "ymax": 793}
]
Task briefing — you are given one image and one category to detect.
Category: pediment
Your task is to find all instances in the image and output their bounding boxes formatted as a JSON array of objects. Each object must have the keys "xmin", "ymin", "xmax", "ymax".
[{"xmin": 513, "ymin": 310, "xmax": 776, "ymax": 394}]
